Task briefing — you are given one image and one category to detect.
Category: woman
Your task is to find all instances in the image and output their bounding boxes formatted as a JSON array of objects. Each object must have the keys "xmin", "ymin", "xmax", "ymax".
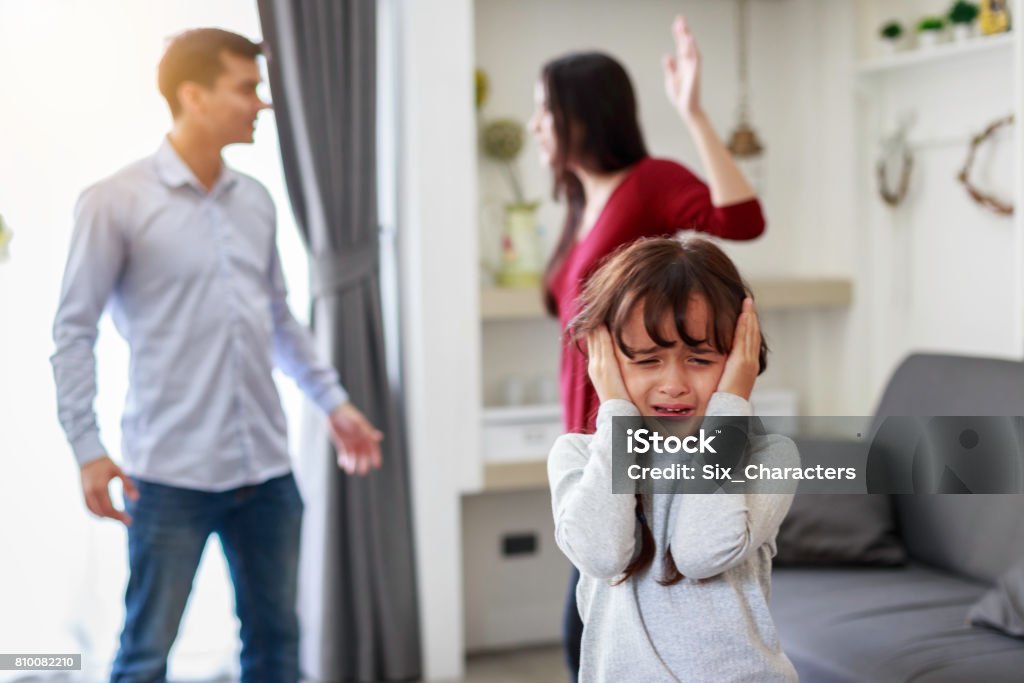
[{"xmin": 529, "ymin": 15, "xmax": 767, "ymax": 680}]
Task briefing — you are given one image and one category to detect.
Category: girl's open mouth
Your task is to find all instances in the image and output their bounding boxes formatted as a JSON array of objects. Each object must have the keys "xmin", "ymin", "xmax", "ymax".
[{"xmin": 652, "ymin": 405, "xmax": 695, "ymax": 417}]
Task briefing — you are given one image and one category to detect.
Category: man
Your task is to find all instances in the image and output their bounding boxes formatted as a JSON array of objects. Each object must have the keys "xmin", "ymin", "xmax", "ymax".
[{"xmin": 50, "ymin": 28, "xmax": 381, "ymax": 683}]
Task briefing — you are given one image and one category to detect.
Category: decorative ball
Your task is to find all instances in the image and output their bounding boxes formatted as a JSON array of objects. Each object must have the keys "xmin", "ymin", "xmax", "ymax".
[{"xmin": 481, "ymin": 119, "xmax": 525, "ymax": 161}]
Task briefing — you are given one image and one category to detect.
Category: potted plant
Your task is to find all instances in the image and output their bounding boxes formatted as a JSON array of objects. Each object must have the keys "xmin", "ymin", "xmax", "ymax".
[
  {"xmin": 879, "ymin": 20, "xmax": 905, "ymax": 53},
  {"xmin": 480, "ymin": 119, "xmax": 542, "ymax": 287},
  {"xmin": 948, "ymin": 1, "xmax": 980, "ymax": 41},
  {"xmin": 916, "ymin": 16, "xmax": 946, "ymax": 47}
]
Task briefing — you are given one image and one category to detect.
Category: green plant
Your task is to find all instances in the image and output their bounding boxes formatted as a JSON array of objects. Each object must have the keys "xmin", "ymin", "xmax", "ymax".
[
  {"xmin": 481, "ymin": 119, "xmax": 527, "ymax": 203},
  {"xmin": 880, "ymin": 21, "xmax": 904, "ymax": 39},
  {"xmin": 948, "ymin": 1, "xmax": 979, "ymax": 24},
  {"xmin": 917, "ymin": 16, "xmax": 946, "ymax": 32},
  {"xmin": 475, "ymin": 69, "xmax": 489, "ymax": 110},
  {"xmin": 481, "ymin": 119, "xmax": 524, "ymax": 161}
]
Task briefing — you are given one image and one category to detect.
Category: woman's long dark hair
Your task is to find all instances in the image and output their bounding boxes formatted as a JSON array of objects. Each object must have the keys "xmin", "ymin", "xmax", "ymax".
[
  {"xmin": 541, "ymin": 52, "xmax": 649, "ymax": 315},
  {"xmin": 567, "ymin": 237, "xmax": 769, "ymax": 585}
]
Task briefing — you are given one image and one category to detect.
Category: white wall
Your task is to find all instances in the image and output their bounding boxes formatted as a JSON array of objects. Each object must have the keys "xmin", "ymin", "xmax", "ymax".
[{"xmin": 398, "ymin": 0, "xmax": 480, "ymax": 679}]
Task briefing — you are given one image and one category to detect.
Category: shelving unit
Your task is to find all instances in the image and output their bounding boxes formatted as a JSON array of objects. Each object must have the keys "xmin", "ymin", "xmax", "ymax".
[
  {"xmin": 857, "ymin": 32, "xmax": 1013, "ymax": 76},
  {"xmin": 481, "ymin": 277, "xmax": 853, "ymax": 321}
]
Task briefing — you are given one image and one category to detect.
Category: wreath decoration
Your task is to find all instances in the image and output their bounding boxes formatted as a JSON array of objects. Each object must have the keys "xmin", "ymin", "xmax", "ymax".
[
  {"xmin": 876, "ymin": 124, "xmax": 914, "ymax": 208},
  {"xmin": 876, "ymin": 144, "xmax": 913, "ymax": 207},
  {"xmin": 957, "ymin": 114, "xmax": 1014, "ymax": 216}
]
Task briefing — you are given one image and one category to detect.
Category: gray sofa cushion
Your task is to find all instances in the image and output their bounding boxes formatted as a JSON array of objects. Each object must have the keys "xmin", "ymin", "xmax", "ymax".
[
  {"xmin": 969, "ymin": 563, "xmax": 1024, "ymax": 638},
  {"xmin": 894, "ymin": 494, "xmax": 1024, "ymax": 583},
  {"xmin": 872, "ymin": 354, "xmax": 1024, "ymax": 419},
  {"xmin": 775, "ymin": 493, "xmax": 905, "ymax": 566},
  {"xmin": 775, "ymin": 437, "xmax": 906, "ymax": 566},
  {"xmin": 771, "ymin": 564, "xmax": 1024, "ymax": 682}
]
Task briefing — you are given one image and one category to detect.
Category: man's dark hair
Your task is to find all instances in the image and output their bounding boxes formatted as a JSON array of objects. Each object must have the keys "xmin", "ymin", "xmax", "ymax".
[{"xmin": 158, "ymin": 28, "xmax": 262, "ymax": 117}]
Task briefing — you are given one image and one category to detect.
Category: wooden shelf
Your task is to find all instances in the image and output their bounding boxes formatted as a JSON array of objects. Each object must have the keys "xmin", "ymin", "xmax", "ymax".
[
  {"xmin": 857, "ymin": 32, "xmax": 1012, "ymax": 77},
  {"xmin": 482, "ymin": 277, "xmax": 852, "ymax": 321},
  {"xmin": 483, "ymin": 460, "xmax": 548, "ymax": 491},
  {"xmin": 751, "ymin": 277, "xmax": 853, "ymax": 311},
  {"xmin": 482, "ymin": 403, "xmax": 561, "ymax": 423},
  {"xmin": 479, "ymin": 287, "xmax": 548, "ymax": 320}
]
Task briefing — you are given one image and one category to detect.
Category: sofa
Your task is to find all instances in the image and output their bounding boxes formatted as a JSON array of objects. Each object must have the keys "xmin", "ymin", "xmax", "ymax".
[{"xmin": 770, "ymin": 353, "xmax": 1024, "ymax": 682}]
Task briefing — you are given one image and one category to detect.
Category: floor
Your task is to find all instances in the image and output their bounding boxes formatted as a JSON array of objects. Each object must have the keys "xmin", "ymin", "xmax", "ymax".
[{"xmin": 458, "ymin": 645, "xmax": 568, "ymax": 683}]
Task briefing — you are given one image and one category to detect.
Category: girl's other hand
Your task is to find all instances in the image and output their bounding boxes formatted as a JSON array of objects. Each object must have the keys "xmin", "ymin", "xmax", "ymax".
[
  {"xmin": 587, "ymin": 326, "xmax": 631, "ymax": 404},
  {"xmin": 717, "ymin": 297, "xmax": 761, "ymax": 401},
  {"xmin": 662, "ymin": 14, "xmax": 703, "ymax": 122}
]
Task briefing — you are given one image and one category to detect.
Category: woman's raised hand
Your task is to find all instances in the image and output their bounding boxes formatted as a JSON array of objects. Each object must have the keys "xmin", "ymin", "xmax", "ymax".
[
  {"xmin": 586, "ymin": 327, "xmax": 631, "ymax": 404},
  {"xmin": 662, "ymin": 14, "xmax": 703, "ymax": 122},
  {"xmin": 717, "ymin": 297, "xmax": 761, "ymax": 401}
]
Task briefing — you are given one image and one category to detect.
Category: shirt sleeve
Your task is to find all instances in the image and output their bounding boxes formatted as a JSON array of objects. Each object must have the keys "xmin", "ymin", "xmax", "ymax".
[
  {"xmin": 267, "ymin": 238, "xmax": 349, "ymax": 415},
  {"xmin": 667, "ymin": 392, "xmax": 797, "ymax": 579},
  {"xmin": 652, "ymin": 162, "xmax": 766, "ymax": 240},
  {"xmin": 548, "ymin": 399, "xmax": 641, "ymax": 579},
  {"xmin": 50, "ymin": 186, "xmax": 124, "ymax": 466}
]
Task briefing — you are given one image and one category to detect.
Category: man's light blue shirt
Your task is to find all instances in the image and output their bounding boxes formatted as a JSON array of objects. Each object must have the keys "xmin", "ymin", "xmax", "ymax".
[{"xmin": 51, "ymin": 139, "xmax": 348, "ymax": 491}]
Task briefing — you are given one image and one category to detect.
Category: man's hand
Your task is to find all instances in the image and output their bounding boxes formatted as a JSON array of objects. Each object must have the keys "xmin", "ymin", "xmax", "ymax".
[
  {"xmin": 80, "ymin": 456, "xmax": 139, "ymax": 525},
  {"xmin": 328, "ymin": 402, "xmax": 384, "ymax": 476},
  {"xmin": 586, "ymin": 327, "xmax": 631, "ymax": 404},
  {"xmin": 717, "ymin": 297, "xmax": 762, "ymax": 401}
]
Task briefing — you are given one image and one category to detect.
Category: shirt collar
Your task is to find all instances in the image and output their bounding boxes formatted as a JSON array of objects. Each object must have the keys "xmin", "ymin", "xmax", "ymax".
[{"xmin": 154, "ymin": 137, "xmax": 239, "ymax": 196}]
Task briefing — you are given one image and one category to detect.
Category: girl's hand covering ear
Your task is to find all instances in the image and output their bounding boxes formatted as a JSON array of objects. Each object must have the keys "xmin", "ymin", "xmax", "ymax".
[
  {"xmin": 717, "ymin": 297, "xmax": 761, "ymax": 401},
  {"xmin": 586, "ymin": 326, "xmax": 631, "ymax": 404}
]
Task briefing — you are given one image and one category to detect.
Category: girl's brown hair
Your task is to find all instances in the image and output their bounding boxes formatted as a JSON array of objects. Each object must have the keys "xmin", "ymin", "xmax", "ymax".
[{"xmin": 567, "ymin": 236, "xmax": 768, "ymax": 585}]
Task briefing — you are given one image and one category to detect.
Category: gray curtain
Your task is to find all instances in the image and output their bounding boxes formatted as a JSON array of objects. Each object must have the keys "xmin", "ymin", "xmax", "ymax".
[{"xmin": 257, "ymin": 1, "xmax": 421, "ymax": 680}]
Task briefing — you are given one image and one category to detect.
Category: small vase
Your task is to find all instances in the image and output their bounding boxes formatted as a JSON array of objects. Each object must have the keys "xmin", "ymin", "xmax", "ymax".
[
  {"xmin": 953, "ymin": 23, "xmax": 975, "ymax": 42},
  {"xmin": 917, "ymin": 30, "xmax": 942, "ymax": 48},
  {"xmin": 497, "ymin": 203, "xmax": 543, "ymax": 288},
  {"xmin": 878, "ymin": 37, "xmax": 903, "ymax": 55}
]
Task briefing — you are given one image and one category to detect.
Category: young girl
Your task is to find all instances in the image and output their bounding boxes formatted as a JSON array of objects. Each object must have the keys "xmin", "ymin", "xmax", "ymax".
[
  {"xmin": 531, "ymin": 19, "xmax": 766, "ymax": 676},
  {"xmin": 548, "ymin": 237, "xmax": 798, "ymax": 683}
]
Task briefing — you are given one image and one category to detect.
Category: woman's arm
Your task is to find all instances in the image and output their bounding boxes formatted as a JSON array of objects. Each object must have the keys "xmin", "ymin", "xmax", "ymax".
[{"xmin": 663, "ymin": 15, "xmax": 757, "ymax": 206}]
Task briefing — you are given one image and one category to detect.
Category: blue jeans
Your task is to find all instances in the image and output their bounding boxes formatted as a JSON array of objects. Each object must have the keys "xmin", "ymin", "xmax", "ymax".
[
  {"xmin": 110, "ymin": 473, "xmax": 303, "ymax": 683},
  {"xmin": 563, "ymin": 566, "xmax": 582, "ymax": 683}
]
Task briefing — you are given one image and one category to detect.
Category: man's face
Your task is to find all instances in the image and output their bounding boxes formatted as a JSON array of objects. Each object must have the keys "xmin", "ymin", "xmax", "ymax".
[{"xmin": 187, "ymin": 50, "xmax": 270, "ymax": 146}]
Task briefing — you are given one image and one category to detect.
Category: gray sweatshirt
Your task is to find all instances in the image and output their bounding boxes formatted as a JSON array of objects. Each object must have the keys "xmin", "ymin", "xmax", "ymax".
[{"xmin": 548, "ymin": 394, "xmax": 799, "ymax": 683}]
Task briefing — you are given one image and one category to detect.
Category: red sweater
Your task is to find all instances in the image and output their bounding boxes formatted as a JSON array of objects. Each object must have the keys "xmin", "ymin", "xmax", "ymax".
[{"xmin": 547, "ymin": 157, "xmax": 765, "ymax": 434}]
